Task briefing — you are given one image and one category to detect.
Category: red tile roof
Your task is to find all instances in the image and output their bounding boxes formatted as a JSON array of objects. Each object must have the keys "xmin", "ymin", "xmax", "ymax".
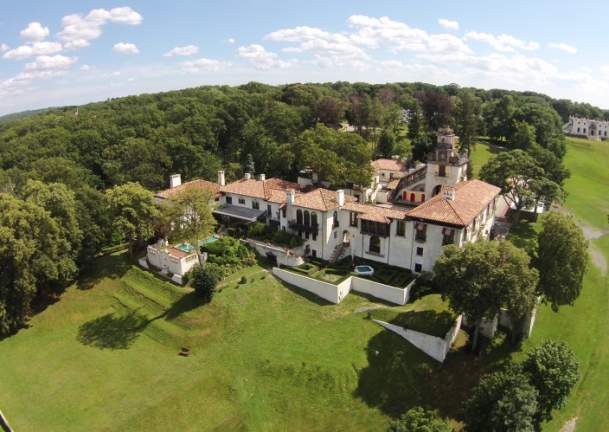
[
  {"xmin": 156, "ymin": 179, "xmax": 220, "ymax": 199},
  {"xmin": 371, "ymin": 158, "xmax": 407, "ymax": 172},
  {"xmin": 406, "ymin": 180, "xmax": 500, "ymax": 226},
  {"xmin": 343, "ymin": 202, "xmax": 408, "ymax": 223},
  {"xmin": 293, "ymin": 188, "xmax": 355, "ymax": 211},
  {"xmin": 220, "ymin": 178, "xmax": 300, "ymax": 200},
  {"xmin": 168, "ymin": 247, "xmax": 195, "ymax": 259}
]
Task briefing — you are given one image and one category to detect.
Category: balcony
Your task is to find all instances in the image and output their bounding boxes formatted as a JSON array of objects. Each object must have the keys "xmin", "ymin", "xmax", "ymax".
[{"xmin": 360, "ymin": 220, "xmax": 390, "ymax": 238}]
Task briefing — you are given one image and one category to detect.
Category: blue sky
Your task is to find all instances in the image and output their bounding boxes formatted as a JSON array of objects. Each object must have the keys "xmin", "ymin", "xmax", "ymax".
[{"xmin": 1, "ymin": 0, "xmax": 609, "ymax": 115}]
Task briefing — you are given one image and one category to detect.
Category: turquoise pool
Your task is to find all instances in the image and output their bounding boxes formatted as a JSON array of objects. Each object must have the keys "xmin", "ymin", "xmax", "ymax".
[{"xmin": 176, "ymin": 243, "xmax": 195, "ymax": 253}]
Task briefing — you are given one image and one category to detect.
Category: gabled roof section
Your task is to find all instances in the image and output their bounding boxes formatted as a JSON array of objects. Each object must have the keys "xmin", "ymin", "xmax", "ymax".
[
  {"xmin": 371, "ymin": 158, "xmax": 407, "ymax": 172},
  {"xmin": 293, "ymin": 188, "xmax": 354, "ymax": 212},
  {"xmin": 220, "ymin": 177, "xmax": 300, "ymax": 201},
  {"xmin": 407, "ymin": 180, "xmax": 500, "ymax": 226},
  {"xmin": 156, "ymin": 179, "xmax": 220, "ymax": 199},
  {"xmin": 342, "ymin": 202, "xmax": 408, "ymax": 223}
]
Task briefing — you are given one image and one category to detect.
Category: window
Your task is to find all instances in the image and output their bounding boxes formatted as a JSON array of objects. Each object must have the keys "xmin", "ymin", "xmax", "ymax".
[
  {"xmin": 396, "ymin": 220, "xmax": 405, "ymax": 237},
  {"xmin": 439, "ymin": 164, "xmax": 446, "ymax": 177},
  {"xmin": 442, "ymin": 228, "xmax": 455, "ymax": 245},
  {"xmin": 296, "ymin": 209, "xmax": 303, "ymax": 225},
  {"xmin": 304, "ymin": 211, "xmax": 310, "ymax": 226},
  {"xmin": 369, "ymin": 236, "xmax": 381, "ymax": 254},
  {"xmin": 238, "ymin": 198, "xmax": 245, "ymax": 205},
  {"xmin": 226, "ymin": 196, "xmax": 233, "ymax": 204},
  {"xmin": 311, "ymin": 213, "xmax": 317, "ymax": 228},
  {"xmin": 415, "ymin": 223, "xmax": 427, "ymax": 242},
  {"xmin": 281, "ymin": 207, "xmax": 286, "ymax": 218},
  {"xmin": 416, "ymin": 247, "xmax": 423, "ymax": 256},
  {"xmin": 410, "ymin": 192, "xmax": 416, "ymax": 202},
  {"xmin": 333, "ymin": 211, "xmax": 339, "ymax": 228},
  {"xmin": 267, "ymin": 204, "xmax": 272, "ymax": 216},
  {"xmin": 350, "ymin": 212, "xmax": 358, "ymax": 227},
  {"xmin": 311, "ymin": 250, "xmax": 317, "ymax": 257},
  {"xmin": 252, "ymin": 200, "xmax": 259, "ymax": 210},
  {"xmin": 414, "ymin": 263, "xmax": 422, "ymax": 273}
]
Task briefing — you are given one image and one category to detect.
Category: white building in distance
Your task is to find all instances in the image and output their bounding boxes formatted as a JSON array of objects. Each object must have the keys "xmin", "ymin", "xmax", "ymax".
[{"xmin": 563, "ymin": 116, "xmax": 609, "ymax": 140}]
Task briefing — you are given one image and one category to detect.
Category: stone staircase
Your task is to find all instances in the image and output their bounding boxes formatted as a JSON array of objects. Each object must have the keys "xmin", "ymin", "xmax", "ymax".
[{"xmin": 329, "ymin": 242, "xmax": 348, "ymax": 263}]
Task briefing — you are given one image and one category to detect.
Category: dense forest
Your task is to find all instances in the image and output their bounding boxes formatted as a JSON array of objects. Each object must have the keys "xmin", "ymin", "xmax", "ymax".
[{"xmin": 0, "ymin": 80, "xmax": 593, "ymax": 334}]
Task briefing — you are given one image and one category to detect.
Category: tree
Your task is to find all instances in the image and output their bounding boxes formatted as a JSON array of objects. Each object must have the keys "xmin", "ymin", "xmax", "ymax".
[
  {"xmin": 464, "ymin": 365, "xmax": 539, "ymax": 432},
  {"xmin": 192, "ymin": 267, "xmax": 218, "ymax": 302},
  {"xmin": 523, "ymin": 340, "xmax": 579, "ymax": 425},
  {"xmin": 483, "ymin": 95, "xmax": 516, "ymax": 142},
  {"xmin": 388, "ymin": 407, "xmax": 451, "ymax": 432},
  {"xmin": 105, "ymin": 182, "xmax": 160, "ymax": 256},
  {"xmin": 0, "ymin": 193, "xmax": 77, "ymax": 335},
  {"xmin": 407, "ymin": 105, "xmax": 424, "ymax": 140},
  {"xmin": 411, "ymin": 134, "xmax": 432, "ymax": 162},
  {"xmin": 163, "ymin": 188, "xmax": 216, "ymax": 248},
  {"xmin": 535, "ymin": 213, "xmax": 588, "ymax": 311},
  {"xmin": 415, "ymin": 90, "xmax": 453, "ymax": 131},
  {"xmin": 511, "ymin": 121, "xmax": 537, "ymax": 150},
  {"xmin": 480, "ymin": 150, "xmax": 557, "ymax": 221},
  {"xmin": 454, "ymin": 89, "xmax": 481, "ymax": 156},
  {"xmin": 294, "ymin": 124, "xmax": 372, "ymax": 186},
  {"xmin": 434, "ymin": 241, "xmax": 538, "ymax": 349},
  {"xmin": 315, "ymin": 96, "xmax": 344, "ymax": 128},
  {"xmin": 377, "ymin": 129, "xmax": 396, "ymax": 157}
]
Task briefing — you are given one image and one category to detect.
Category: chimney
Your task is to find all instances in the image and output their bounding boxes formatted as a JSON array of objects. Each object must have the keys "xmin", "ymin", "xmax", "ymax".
[
  {"xmin": 286, "ymin": 189, "xmax": 296, "ymax": 206},
  {"xmin": 258, "ymin": 173, "xmax": 266, "ymax": 181},
  {"xmin": 244, "ymin": 172, "xmax": 251, "ymax": 180},
  {"xmin": 169, "ymin": 174, "xmax": 181, "ymax": 189},
  {"xmin": 217, "ymin": 170, "xmax": 226, "ymax": 186},
  {"xmin": 337, "ymin": 189, "xmax": 345, "ymax": 207},
  {"xmin": 443, "ymin": 186, "xmax": 456, "ymax": 201}
]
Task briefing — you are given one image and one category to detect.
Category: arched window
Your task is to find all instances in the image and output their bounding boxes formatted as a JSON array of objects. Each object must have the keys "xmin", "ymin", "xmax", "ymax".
[
  {"xmin": 369, "ymin": 236, "xmax": 381, "ymax": 254},
  {"xmin": 410, "ymin": 193, "xmax": 416, "ymax": 202},
  {"xmin": 304, "ymin": 211, "xmax": 310, "ymax": 226},
  {"xmin": 296, "ymin": 209, "xmax": 303, "ymax": 225},
  {"xmin": 311, "ymin": 213, "xmax": 318, "ymax": 227}
]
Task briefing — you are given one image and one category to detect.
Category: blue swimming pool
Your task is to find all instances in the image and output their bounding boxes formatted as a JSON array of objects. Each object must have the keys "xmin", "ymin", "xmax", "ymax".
[
  {"xmin": 176, "ymin": 243, "xmax": 195, "ymax": 253},
  {"xmin": 354, "ymin": 265, "xmax": 375, "ymax": 276}
]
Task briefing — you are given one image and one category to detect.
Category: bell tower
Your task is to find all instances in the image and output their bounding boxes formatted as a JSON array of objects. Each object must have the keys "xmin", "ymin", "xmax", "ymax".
[{"xmin": 424, "ymin": 128, "xmax": 468, "ymax": 198}]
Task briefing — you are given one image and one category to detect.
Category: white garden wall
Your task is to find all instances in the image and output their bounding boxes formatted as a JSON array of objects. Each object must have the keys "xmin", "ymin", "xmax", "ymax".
[
  {"xmin": 351, "ymin": 277, "xmax": 413, "ymax": 305},
  {"xmin": 246, "ymin": 239, "xmax": 305, "ymax": 267},
  {"xmin": 272, "ymin": 266, "xmax": 411, "ymax": 305},
  {"xmin": 374, "ymin": 314, "xmax": 462, "ymax": 363},
  {"xmin": 272, "ymin": 267, "xmax": 350, "ymax": 304}
]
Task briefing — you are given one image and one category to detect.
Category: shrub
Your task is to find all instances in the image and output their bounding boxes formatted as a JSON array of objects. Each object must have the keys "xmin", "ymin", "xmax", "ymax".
[
  {"xmin": 204, "ymin": 236, "xmax": 256, "ymax": 268},
  {"xmin": 247, "ymin": 221, "xmax": 268, "ymax": 238},
  {"xmin": 192, "ymin": 267, "xmax": 218, "ymax": 303},
  {"xmin": 203, "ymin": 262, "xmax": 230, "ymax": 282},
  {"xmin": 388, "ymin": 407, "xmax": 451, "ymax": 432},
  {"xmin": 239, "ymin": 276, "xmax": 248, "ymax": 284},
  {"xmin": 182, "ymin": 264, "xmax": 200, "ymax": 285}
]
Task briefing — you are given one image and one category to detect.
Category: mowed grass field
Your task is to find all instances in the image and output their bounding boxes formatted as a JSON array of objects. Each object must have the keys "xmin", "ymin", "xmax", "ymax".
[
  {"xmin": 472, "ymin": 136, "xmax": 609, "ymax": 431},
  {"xmin": 1, "ymin": 252, "xmax": 476, "ymax": 431}
]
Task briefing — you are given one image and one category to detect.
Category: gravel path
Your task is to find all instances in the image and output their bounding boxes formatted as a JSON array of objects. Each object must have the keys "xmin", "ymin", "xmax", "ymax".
[{"xmin": 560, "ymin": 417, "xmax": 578, "ymax": 432}]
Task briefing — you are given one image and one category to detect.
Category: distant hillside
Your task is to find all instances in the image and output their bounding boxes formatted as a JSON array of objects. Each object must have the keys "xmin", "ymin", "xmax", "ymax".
[{"xmin": 0, "ymin": 107, "xmax": 58, "ymax": 124}]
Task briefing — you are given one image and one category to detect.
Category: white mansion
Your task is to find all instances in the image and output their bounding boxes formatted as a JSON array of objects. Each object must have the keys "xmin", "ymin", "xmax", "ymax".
[
  {"xmin": 157, "ymin": 128, "xmax": 500, "ymax": 274},
  {"xmin": 563, "ymin": 115, "xmax": 609, "ymax": 140}
]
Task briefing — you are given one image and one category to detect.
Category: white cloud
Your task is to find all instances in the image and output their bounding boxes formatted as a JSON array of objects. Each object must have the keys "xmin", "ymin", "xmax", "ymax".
[
  {"xmin": 20, "ymin": 22, "xmax": 50, "ymax": 41},
  {"xmin": 438, "ymin": 18, "xmax": 459, "ymax": 31},
  {"xmin": 164, "ymin": 45, "xmax": 199, "ymax": 57},
  {"xmin": 113, "ymin": 42, "xmax": 139, "ymax": 55},
  {"xmin": 58, "ymin": 7, "xmax": 142, "ymax": 50},
  {"xmin": 464, "ymin": 31, "xmax": 539, "ymax": 52},
  {"xmin": 238, "ymin": 44, "xmax": 293, "ymax": 70},
  {"xmin": 181, "ymin": 57, "xmax": 227, "ymax": 73},
  {"xmin": 80, "ymin": 64, "xmax": 93, "ymax": 71},
  {"xmin": 227, "ymin": 38, "xmax": 236, "ymax": 44},
  {"xmin": 3, "ymin": 41, "xmax": 63, "ymax": 60},
  {"xmin": 0, "ymin": 43, "xmax": 8, "ymax": 52},
  {"xmin": 549, "ymin": 42, "xmax": 577, "ymax": 54},
  {"xmin": 25, "ymin": 55, "xmax": 78, "ymax": 71}
]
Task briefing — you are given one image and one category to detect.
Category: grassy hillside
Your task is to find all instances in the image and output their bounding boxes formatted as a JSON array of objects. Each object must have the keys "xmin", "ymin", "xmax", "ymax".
[
  {"xmin": 0, "ymin": 252, "xmax": 468, "ymax": 431},
  {"xmin": 472, "ymin": 137, "xmax": 609, "ymax": 431}
]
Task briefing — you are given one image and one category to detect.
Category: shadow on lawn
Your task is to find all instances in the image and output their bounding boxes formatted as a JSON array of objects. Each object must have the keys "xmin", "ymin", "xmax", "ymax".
[
  {"xmin": 77, "ymin": 253, "xmax": 131, "ymax": 290},
  {"xmin": 355, "ymin": 324, "xmax": 517, "ymax": 421},
  {"xmin": 77, "ymin": 309, "xmax": 155, "ymax": 349},
  {"xmin": 77, "ymin": 292, "xmax": 206, "ymax": 349}
]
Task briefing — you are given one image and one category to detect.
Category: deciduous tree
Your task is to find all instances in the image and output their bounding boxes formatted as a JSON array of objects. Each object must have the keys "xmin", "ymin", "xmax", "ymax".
[{"xmin": 535, "ymin": 212, "xmax": 588, "ymax": 311}]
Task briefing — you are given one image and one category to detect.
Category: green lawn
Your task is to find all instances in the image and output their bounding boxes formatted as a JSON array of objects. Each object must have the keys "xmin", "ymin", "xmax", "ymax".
[
  {"xmin": 472, "ymin": 137, "xmax": 609, "ymax": 431},
  {"xmin": 0, "ymin": 252, "xmax": 470, "ymax": 431},
  {"xmin": 469, "ymin": 139, "xmax": 504, "ymax": 178}
]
